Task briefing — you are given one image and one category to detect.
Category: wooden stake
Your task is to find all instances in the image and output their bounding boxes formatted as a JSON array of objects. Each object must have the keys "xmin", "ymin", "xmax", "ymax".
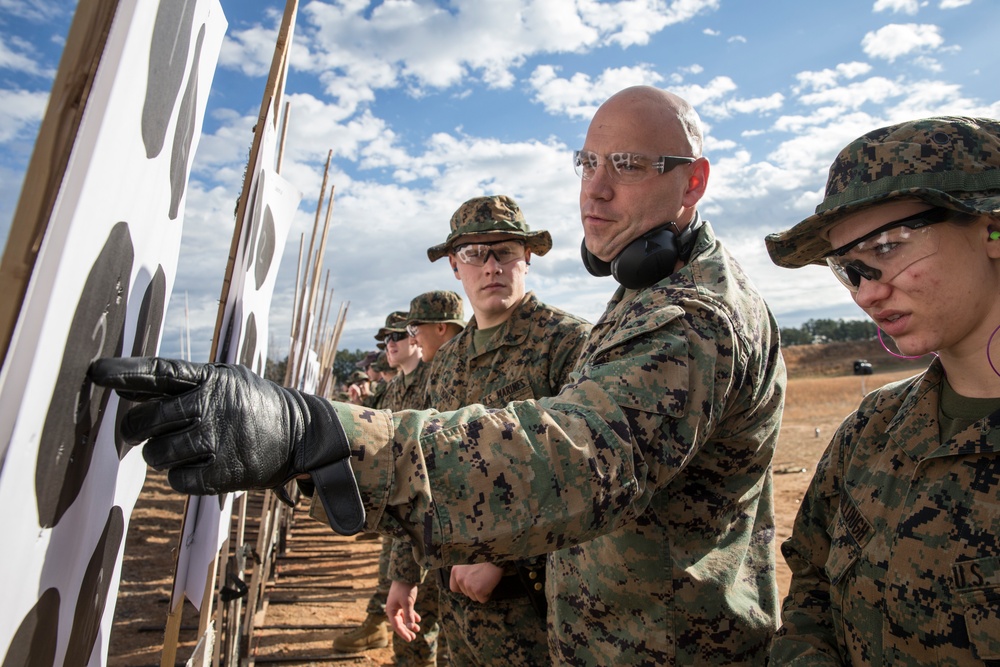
[
  {"xmin": 276, "ymin": 101, "xmax": 291, "ymax": 174},
  {"xmin": 163, "ymin": 1, "xmax": 300, "ymax": 664},
  {"xmin": 0, "ymin": 1, "xmax": 121, "ymax": 367},
  {"xmin": 208, "ymin": 0, "xmax": 300, "ymax": 362}
]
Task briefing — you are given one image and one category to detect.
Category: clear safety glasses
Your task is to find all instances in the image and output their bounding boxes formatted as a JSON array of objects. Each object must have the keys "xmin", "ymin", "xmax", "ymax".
[
  {"xmin": 825, "ymin": 208, "xmax": 974, "ymax": 292},
  {"xmin": 453, "ymin": 240, "xmax": 526, "ymax": 267},
  {"xmin": 573, "ymin": 150, "xmax": 696, "ymax": 184}
]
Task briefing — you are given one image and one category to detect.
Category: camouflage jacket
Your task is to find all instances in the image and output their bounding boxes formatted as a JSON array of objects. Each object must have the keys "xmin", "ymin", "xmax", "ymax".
[
  {"xmin": 771, "ymin": 359, "xmax": 1000, "ymax": 666},
  {"xmin": 380, "ymin": 360, "xmax": 432, "ymax": 412},
  {"xmin": 389, "ymin": 291, "xmax": 591, "ymax": 583},
  {"xmin": 332, "ymin": 222, "xmax": 786, "ymax": 666},
  {"xmin": 364, "ymin": 380, "xmax": 386, "ymax": 409},
  {"xmin": 424, "ymin": 291, "xmax": 590, "ymax": 408}
]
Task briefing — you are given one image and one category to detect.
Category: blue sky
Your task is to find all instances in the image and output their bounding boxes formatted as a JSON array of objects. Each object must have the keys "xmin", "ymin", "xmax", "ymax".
[{"xmin": 2, "ymin": 0, "xmax": 998, "ymax": 361}]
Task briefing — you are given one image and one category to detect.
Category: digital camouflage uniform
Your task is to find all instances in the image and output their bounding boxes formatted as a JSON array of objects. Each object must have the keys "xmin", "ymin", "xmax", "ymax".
[
  {"xmin": 763, "ymin": 118, "xmax": 1000, "ymax": 665},
  {"xmin": 331, "ymin": 221, "xmax": 786, "ymax": 666},
  {"xmin": 391, "ymin": 290, "xmax": 589, "ymax": 666},
  {"xmin": 770, "ymin": 361, "xmax": 1000, "ymax": 665},
  {"xmin": 378, "ymin": 362, "xmax": 440, "ymax": 666}
]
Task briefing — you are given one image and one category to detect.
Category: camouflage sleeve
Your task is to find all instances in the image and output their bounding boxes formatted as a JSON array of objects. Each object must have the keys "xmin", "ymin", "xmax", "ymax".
[
  {"xmin": 549, "ymin": 321, "xmax": 590, "ymax": 390},
  {"xmin": 332, "ymin": 306, "xmax": 732, "ymax": 570},
  {"xmin": 388, "ymin": 533, "xmax": 426, "ymax": 585},
  {"xmin": 769, "ymin": 419, "xmax": 851, "ymax": 664}
]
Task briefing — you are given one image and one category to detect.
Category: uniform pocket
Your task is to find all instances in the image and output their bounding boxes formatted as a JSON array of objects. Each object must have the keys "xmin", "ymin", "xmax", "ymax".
[
  {"xmin": 954, "ymin": 556, "xmax": 1000, "ymax": 661},
  {"xmin": 825, "ymin": 494, "xmax": 872, "ymax": 585}
]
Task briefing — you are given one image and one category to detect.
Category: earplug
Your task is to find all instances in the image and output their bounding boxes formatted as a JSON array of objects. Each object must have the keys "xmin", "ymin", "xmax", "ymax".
[{"xmin": 990, "ymin": 231, "xmax": 1000, "ymax": 241}]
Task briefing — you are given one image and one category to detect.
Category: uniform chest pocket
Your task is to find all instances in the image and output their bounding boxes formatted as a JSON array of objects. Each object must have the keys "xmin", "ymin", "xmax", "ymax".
[
  {"xmin": 954, "ymin": 556, "xmax": 1000, "ymax": 661},
  {"xmin": 825, "ymin": 494, "xmax": 873, "ymax": 585}
]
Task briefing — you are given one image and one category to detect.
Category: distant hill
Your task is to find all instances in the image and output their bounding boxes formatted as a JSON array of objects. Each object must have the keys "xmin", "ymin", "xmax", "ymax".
[{"xmin": 782, "ymin": 339, "xmax": 930, "ymax": 378}]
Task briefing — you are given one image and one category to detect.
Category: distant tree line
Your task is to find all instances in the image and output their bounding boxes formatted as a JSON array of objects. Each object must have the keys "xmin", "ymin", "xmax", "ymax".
[
  {"xmin": 779, "ymin": 318, "xmax": 877, "ymax": 347},
  {"xmin": 265, "ymin": 348, "xmax": 371, "ymax": 385}
]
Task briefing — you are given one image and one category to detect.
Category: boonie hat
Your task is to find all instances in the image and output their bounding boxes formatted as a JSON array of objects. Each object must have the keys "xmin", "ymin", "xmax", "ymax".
[
  {"xmin": 766, "ymin": 116, "xmax": 1000, "ymax": 268},
  {"xmin": 356, "ymin": 350, "xmax": 379, "ymax": 370},
  {"xmin": 406, "ymin": 291, "xmax": 465, "ymax": 328},
  {"xmin": 427, "ymin": 195, "xmax": 553, "ymax": 262},
  {"xmin": 346, "ymin": 369, "xmax": 368, "ymax": 384},
  {"xmin": 374, "ymin": 310, "xmax": 408, "ymax": 341}
]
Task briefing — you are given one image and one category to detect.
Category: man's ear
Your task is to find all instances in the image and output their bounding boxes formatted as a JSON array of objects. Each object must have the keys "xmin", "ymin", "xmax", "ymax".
[
  {"xmin": 449, "ymin": 255, "xmax": 460, "ymax": 277},
  {"xmin": 681, "ymin": 157, "xmax": 710, "ymax": 208},
  {"xmin": 524, "ymin": 248, "xmax": 532, "ymax": 267}
]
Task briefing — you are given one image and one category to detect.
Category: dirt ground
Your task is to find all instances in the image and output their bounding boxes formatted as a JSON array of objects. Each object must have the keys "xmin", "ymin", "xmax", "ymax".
[{"xmin": 107, "ymin": 346, "xmax": 924, "ymax": 666}]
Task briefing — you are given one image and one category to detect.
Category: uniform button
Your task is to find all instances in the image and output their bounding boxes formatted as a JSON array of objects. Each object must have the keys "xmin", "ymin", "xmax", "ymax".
[
  {"xmin": 528, "ymin": 571, "xmax": 538, "ymax": 580},
  {"xmin": 534, "ymin": 583, "xmax": 542, "ymax": 591}
]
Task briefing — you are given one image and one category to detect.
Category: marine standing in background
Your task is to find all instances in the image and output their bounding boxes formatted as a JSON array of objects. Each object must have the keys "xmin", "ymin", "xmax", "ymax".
[
  {"xmin": 331, "ymin": 310, "xmax": 424, "ymax": 656},
  {"xmin": 387, "ymin": 196, "xmax": 590, "ymax": 666}
]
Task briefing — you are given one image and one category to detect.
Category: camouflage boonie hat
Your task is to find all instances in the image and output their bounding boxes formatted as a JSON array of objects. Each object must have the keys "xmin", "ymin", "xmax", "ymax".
[
  {"xmin": 406, "ymin": 290, "xmax": 465, "ymax": 328},
  {"xmin": 766, "ymin": 116, "xmax": 1000, "ymax": 268},
  {"xmin": 374, "ymin": 310, "xmax": 408, "ymax": 341},
  {"xmin": 356, "ymin": 350, "xmax": 379, "ymax": 369},
  {"xmin": 372, "ymin": 350, "xmax": 391, "ymax": 372},
  {"xmin": 346, "ymin": 369, "xmax": 368, "ymax": 384},
  {"xmin": 426, "ymin": 194, "xmax": 553, "ymax": 262}
]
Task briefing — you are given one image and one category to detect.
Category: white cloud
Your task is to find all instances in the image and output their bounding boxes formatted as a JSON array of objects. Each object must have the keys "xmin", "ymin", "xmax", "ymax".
[
  {"xmin": 670, "ymin": 75, "xmax": 738, "ymax": 107},
  {"xmin": 0, "ymin": 88, "xmax": 48, "ymax": 142},
  {"xmin": 798, "ymin": 76, "xmax": 903, "ymax": 108},
  {"xmin": 578, "ymin": 0, "xmax": 720, "ymax": 47},
  {"xmin": 709, "ymin": 92, "xmax": 785, "ymax": 118},
  {"xmin": 0, "ymin": 0, "xmax": 62, "ymax": 22},
  {"xmin": 873, "ymin": 0, "xmax": 922, "ymax": 14},
  {"xmin": 0, "ymin": 36, "xmax": 53, "ymax": 77},
  {"xmin": 217, "ymin": 0, "xmax": 721, "ymax": 124},
  {"xmin": 794, "ymin": 62, "xmax": 872, "ymax": 93},
  {"xmin": 727, "ymin": 35, "xmax": 747, "ymax": 44},
  {"xmin": 861, "ymin": 23, "xmax": 944, "ymax": 62},
  {"xmin": 703, "ymin": 28, "xmax": 720, "ymax": 36},
  {"xmin": 939, "ymin": 0, "xmax": 973, "ymax": 7},
  {"xmin": 528, "ymin": 64, "xmax": 664, "ymax": 118}
]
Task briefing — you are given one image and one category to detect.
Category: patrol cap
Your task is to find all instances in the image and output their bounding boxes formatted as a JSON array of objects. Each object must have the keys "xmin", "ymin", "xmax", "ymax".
[
  {"xmin": 426, "ymin": 194, "xmax": 553, "ymax": 262},
  {"xmin": 766, "ymin": 116, "xmax": 1000, "ymax": 268},
  {"xmin": 374, "ymin": 310, "xmax": 408, "ymax": 341},
  {"xmin": 406, "ymin": 290, "xmax": 465, "ymax": 328},
  {"xmin": 372, "ymin": 350, "xmax": 391, "ymax": 372}
]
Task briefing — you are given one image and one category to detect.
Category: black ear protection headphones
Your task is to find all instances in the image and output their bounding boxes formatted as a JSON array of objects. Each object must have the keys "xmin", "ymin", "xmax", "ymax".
[{"xmin": 581, "ymin": 213, "xmax": 703, "ymax": 289}]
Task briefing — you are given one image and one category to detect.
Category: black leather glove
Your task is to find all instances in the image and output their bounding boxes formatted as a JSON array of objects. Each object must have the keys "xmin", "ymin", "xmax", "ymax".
[{"xmin": 88, "ymin": 356, "xmax": 365, "ymax": 535}]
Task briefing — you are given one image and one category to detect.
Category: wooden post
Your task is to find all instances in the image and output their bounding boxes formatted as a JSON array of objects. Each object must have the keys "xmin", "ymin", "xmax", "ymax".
[
  {"xmin": 162, "ymin": 1, "xmax": 300, "ymax": 664},
  {"xmin": 0, "ymin": 1, "xmax": 121, "ymax": 367}
]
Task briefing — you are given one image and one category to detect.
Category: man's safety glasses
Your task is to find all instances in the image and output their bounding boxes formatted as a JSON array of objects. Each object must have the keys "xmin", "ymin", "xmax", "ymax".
[
  {"xmin": 453, "ymin": 240, "xmax": 526, "ymax": 267},
  {"xmin": 573, "ymin": 150, "xmax": 695, "ymax": 184},
  {"xmin": 384, "ymin": 331, "xmax": 409, "ymax": 342},
  {"xmin": 825, "ymin": 208, "xmax": 975, "ymax": 292}
]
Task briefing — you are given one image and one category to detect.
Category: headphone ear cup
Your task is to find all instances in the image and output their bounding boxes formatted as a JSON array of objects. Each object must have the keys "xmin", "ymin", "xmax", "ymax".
[
  {"xmin": 580, "ymin": 238, "xmax": 612, "ymax": 277},
  {"xmin": 610, "ymin": 228, "xmax": 680, "ymax": 289}
]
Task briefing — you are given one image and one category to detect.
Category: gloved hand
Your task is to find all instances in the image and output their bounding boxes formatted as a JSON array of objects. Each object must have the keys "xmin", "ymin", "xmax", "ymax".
[{"xmin": 88, "ymin": 356, "xmax": 365, "ymax": 534}]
